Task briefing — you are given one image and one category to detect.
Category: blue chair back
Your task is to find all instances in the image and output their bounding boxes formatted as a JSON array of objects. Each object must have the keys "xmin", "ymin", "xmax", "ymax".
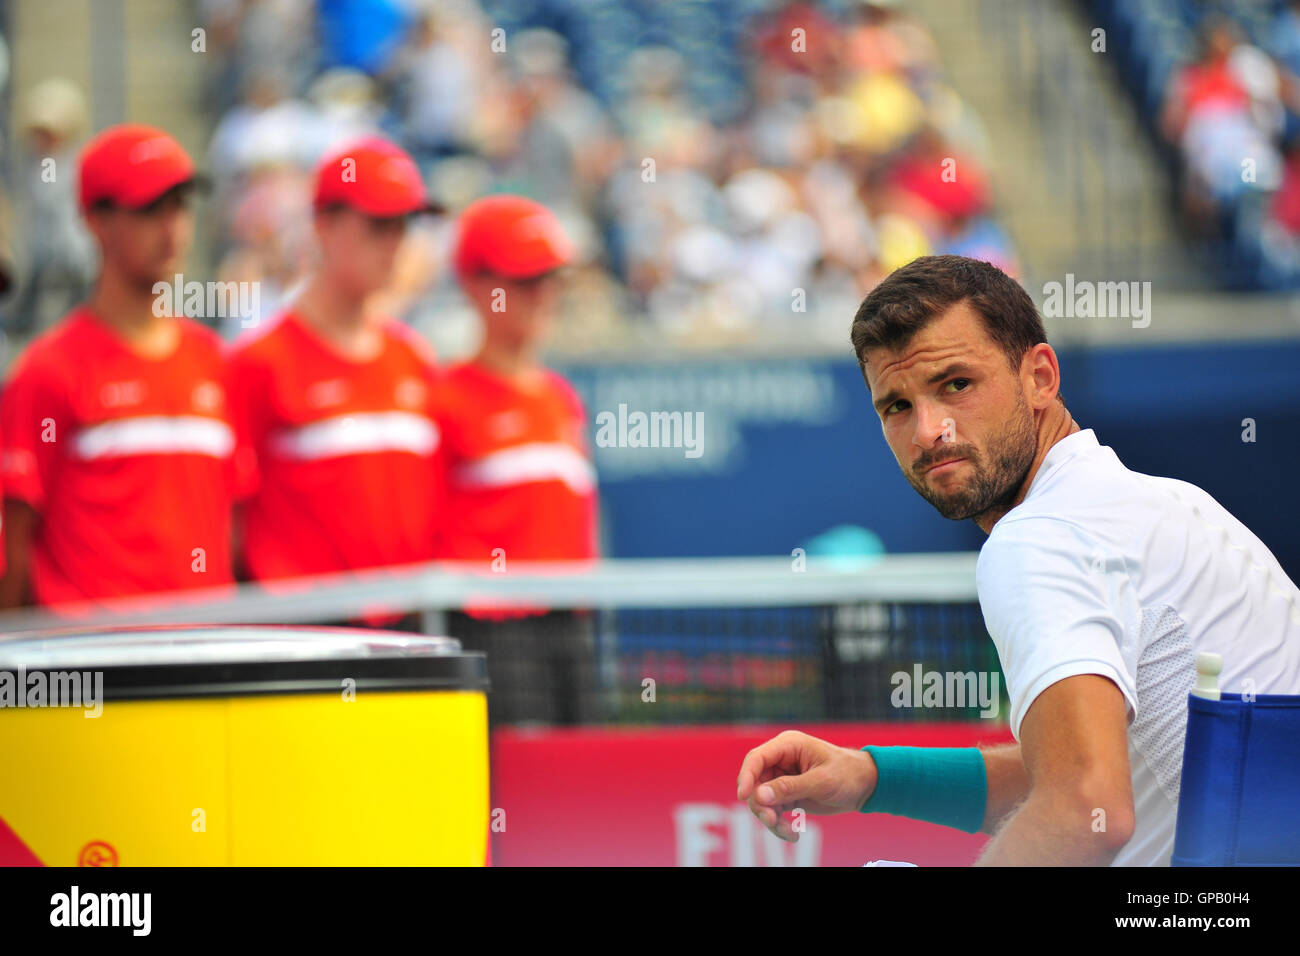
[{"xmin": 1172, "ymin": 692, "xmax": 1300, "ymax": 866}]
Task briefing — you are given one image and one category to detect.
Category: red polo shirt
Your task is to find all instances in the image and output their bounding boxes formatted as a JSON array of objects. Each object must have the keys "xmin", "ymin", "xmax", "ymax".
[
  {"xmin": 436, "ymin": 360, "xmax": 597, "ymax": 563},
  {"xmin": 226, "ymin": 311, "xmax": 443, "ymax": 580},
  {"xmin": 0, "ymin": 308, "xmax": 234, "ymax": 604}
]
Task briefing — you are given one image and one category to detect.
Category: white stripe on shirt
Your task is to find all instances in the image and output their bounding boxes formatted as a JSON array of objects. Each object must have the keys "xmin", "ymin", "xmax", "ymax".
[
  {"xmin": 73, "ymin": 416, "xmax": 235, "ymax": 460},
  {"xmin": 269, "ymin": 411, "xmax": 440, "ymax": 461},
  {"xmin": 453, "ymin": 441, "xmax": 595, "ymax": 495}
]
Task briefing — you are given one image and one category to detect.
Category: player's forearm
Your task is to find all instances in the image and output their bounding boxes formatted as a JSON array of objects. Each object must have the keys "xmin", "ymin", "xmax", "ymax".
[
  {"xmin": 974, "ymin": 789, "xmax": 1129, "ymax": 866},
  {"xmin": 0, "ymin": 547, "xmax": 31, "ymax": 608},
  {"xmin": 0, "ymin": 500, "xmax": 34, "ymax": 608},
  {"xmin": 978, "ymin": 743, "xmax": 1030, "ymax": 835},
  {"xmin": 0, "ymin": 568, "xmax": 26, "ymax": 608}
]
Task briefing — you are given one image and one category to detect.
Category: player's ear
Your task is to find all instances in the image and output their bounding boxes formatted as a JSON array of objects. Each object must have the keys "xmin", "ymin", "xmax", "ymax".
[
  {"xmin": 461, "ymin": 272, "xmax": 495, "ymax": 304},
  {"xmin": 81, "ymin": 205, "xmax": 114, "ymax": 246},
  {"xmin": 312, "ymin": 204, "xmax": 347, "ymax": 246},
  {"xmin": 311, "ymin": 208, "xmax": 331, "ymax": 240},
  {"xmin": 1025, "ymin": 343, "xmax": 1061, "ymax": 409}
]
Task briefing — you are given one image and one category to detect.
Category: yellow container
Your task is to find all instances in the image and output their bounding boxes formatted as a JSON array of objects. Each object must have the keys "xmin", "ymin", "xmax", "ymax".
[{"xmin": 0, "ymin": 626, "xmax": 489, "ymax": 866}]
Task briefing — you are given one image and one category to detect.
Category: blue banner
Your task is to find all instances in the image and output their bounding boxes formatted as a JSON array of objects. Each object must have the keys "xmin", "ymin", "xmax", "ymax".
[{"xmin": 556, "ymin": 339, "xmax": 1299, "ymax": 580}]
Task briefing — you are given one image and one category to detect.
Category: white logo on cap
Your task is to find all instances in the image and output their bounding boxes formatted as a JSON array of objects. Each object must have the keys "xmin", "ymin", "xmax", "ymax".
[
  {"xmin": 514, "ymin": 214, "xmax": 565, "ymax": 247},
  {"xmin": 129, "ymin": 137, "xmax": 173, "ymax": 165},
  {"xmin": 380, "ymin": 158, "xmax": 412, "ymax": 184}
]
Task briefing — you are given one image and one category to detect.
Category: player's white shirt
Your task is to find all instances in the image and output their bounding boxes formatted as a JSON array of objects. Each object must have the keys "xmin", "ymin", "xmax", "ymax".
[{"xmin": 976, "ymin": 428, "xmax": 1300, "ymax": 866}]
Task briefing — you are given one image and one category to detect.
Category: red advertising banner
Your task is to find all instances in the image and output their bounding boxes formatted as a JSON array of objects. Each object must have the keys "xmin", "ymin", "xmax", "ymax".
[{"xmin": 490, "ymin": 722, "xmax": 1015, "ymax": 866}]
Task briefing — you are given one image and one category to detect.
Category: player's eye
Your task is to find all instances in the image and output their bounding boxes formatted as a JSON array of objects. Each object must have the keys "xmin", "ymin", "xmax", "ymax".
[
  {"xmin": 945, "ymin": 378, "xmax": 971, "ymax": 393},
  {"xmin": 885, "ymin": 399, "xmax": 909, "ymax": 415}
]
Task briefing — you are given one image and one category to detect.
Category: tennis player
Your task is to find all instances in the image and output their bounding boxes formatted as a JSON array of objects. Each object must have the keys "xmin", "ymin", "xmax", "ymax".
[{"xmin": 737, "ymin": 255, "xmax": 1300, "ymax": 865}]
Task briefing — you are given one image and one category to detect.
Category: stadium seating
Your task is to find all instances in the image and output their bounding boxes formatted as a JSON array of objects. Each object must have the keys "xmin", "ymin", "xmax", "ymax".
[{"xmin": 1086, "ymin": 0, "xmax": 1300, "ymax": 290}]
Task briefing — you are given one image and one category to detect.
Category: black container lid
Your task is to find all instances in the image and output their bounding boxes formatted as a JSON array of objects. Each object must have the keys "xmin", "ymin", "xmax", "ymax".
[{"xmin": 0, "ymin": 625, "xmax": 489, "ymax": 701}]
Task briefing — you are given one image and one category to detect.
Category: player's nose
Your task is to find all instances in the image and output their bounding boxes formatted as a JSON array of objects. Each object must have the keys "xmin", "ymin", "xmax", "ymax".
[{"xmin": 911, "ymin": 402, "xmax": 951, "ymax": 452}]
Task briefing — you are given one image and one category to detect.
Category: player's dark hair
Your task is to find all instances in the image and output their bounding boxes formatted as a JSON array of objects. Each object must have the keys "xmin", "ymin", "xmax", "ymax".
[{"xmin": 850, "ymin": 255, "xmax": 1052, "ymax": 385}]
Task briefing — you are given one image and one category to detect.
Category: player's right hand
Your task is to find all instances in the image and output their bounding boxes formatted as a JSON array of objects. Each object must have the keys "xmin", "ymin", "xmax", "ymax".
[{"xmin": 736, "ymin": 730, "xmax": 880, "ymax": 842}]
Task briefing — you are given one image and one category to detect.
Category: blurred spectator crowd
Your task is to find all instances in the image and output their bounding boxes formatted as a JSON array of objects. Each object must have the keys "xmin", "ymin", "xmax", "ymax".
[
  {"xmin": 0, "ymin": 0, "xmax": 1018, "ymax": 352},
  {"xmin": 1094, "ymin": 0, "xmax": 1300, "ymax": 289}
]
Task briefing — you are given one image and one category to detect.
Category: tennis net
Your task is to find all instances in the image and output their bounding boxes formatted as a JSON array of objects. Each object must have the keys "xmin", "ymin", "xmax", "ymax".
[{"xmin": 0, "ymin": 554, "xmax": 1006, "ymax": 727}]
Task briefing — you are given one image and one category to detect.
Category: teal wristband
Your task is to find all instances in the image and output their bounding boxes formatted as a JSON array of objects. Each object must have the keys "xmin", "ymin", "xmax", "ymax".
[{"xmin": 859, "ymin": 745, "xmax": 987, "ymax": 834}]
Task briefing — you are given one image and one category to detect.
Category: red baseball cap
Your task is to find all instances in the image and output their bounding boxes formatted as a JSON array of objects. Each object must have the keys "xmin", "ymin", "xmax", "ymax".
[
  {"xmin": 453, "ymin": 195, "xmax": 575, "ymax": 279},
  {"xmin": 313, "ymin": 136, "xmax": 444, "ymax": 217},
  {"xmin": 79, "ymin": 123, "xmax": 200, "ymax": 211}
]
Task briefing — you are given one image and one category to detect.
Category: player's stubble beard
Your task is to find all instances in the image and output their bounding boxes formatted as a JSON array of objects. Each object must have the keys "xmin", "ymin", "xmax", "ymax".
[{"xmin": 903, "ymin": 388, "xmax": 1038, "ymax": 523}]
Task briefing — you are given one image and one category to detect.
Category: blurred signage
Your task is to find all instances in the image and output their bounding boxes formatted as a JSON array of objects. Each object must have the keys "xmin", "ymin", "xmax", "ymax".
[
  {"xmin": 554, "ymin": 347, "xmax": 1300, "ymax": 580},
  {"xmin": 489, "ymin": 722, "xmax": 1013, "ymax": 867},
  {"xmin": 572, "ymin": 360, "xmax": 842, "ymax": 478}
]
